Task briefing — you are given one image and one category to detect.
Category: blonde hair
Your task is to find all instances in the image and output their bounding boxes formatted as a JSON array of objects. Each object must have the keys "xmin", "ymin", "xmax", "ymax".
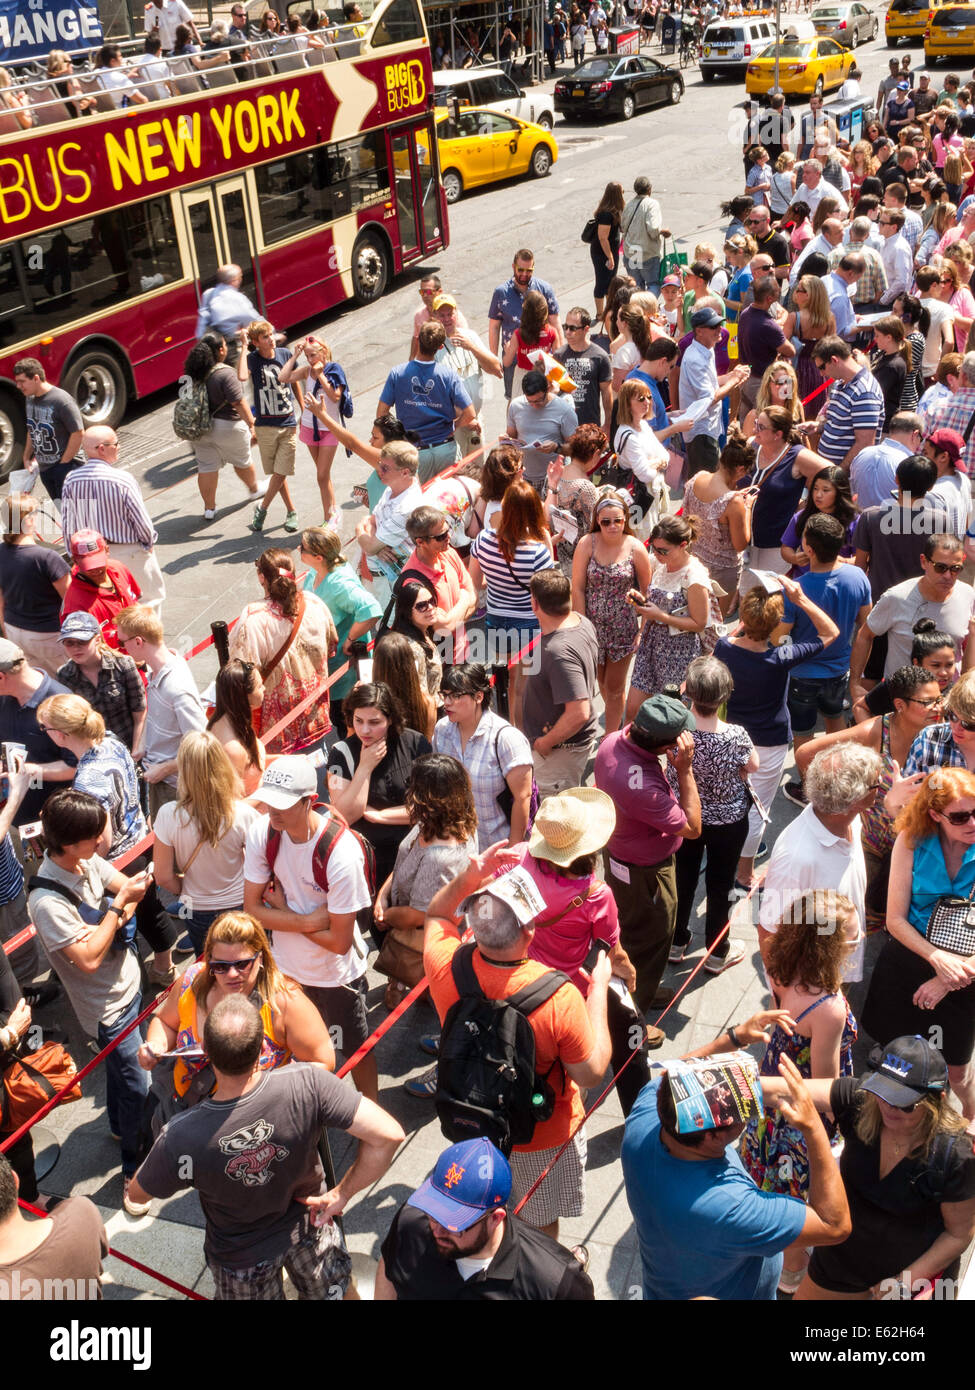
[
  {"xmin": 37, "ymin": 693, "xmax": 104, "ymax": 743},
  {"xmin": 380, "ymin": 439, "xmax": 419, "ymax": 475},
  {"xmin": 191, "ymin": 911, "xmax": 291, "ymax": 1009},
  {"xmin": 755, "ymin": 361, "xmax": 803, "ymax": 423},
  {"xmin": 300, "ymin": 527, "xmax": 346, "ymax": 569},
  {"xmin": 855, "ymin": 1088, "xmax": 967, "ymax": 1160},
  {"xmin": 245, "ymin": 319, "xmax": 275, "ymax": 345},
  {"xmin": 946, "ymin": 668, "xmax": 975, "ymax": 723},
  {"xmin": 775, "ymin": 151, "xmax": 795, "ymax": 172},
  {"xmin": 115, "ymin": 605, "xmax": 164, "ymax": 645},
  {"xmin": 796, "ymin": 274, "xmax": 833, "ymax": 337},
  {"xmin": 175, "ymin": 731, "xmax": 240, "ymax": 846},
  {"xmin": 694, "ymin": 242, "xmax": 718, "ymax": 265},
  {"xmin": 629, "ymin": 291, "xmax": 659, "ymax": 318}
]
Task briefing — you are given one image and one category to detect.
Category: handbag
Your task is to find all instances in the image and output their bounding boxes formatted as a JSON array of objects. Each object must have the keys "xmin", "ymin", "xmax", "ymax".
[
  {"xmin": 658, "ymin": 237, "xmax": 688, "ymax": 280},
  {"xmin": 493, "ymin": 723, "xmax": 540, "ymax": 829},
  {"xmin": 925, "ymin": 884, "xmax": 975, "ymax": 957},
  {"xmin": 580, "ymin": 217, "xmax": 597, "ymax": 245},
  {"xmin": 374, "ymin": 931, "xmax": 426, "ymax": 987},
  {"xmin": 1, "ymin": 1040, "xmax": 80, "ymax": 1134}
]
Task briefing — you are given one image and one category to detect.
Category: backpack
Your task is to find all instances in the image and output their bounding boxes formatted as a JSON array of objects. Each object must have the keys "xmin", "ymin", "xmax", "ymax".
[
  {"xmin": 435, "ymin": 942, "xmax": 570, "ymax": 1157},
  {"xmin": 265, "ymin": 807, "xmax": 377, "ymax": 899},
  {"xmin": 172, "ymin": 373, "xmax": 213, "ymax": 441}
]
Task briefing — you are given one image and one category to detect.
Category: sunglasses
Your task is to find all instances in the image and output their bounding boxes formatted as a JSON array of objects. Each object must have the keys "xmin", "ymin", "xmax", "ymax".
[
  {"xmin": 651, "ymin": 544, "xmax": 674, "ymax": 556},
  {"xmin": 942, "ymin": 807, "xmax": 975, "ymax": 825},
  {"xmin": 209, "ymin": 954, "xmax": 260, "ymax": 975},
  {"xmin": 948, "ymin": 709, "xmax": 975, "ymax": 732},
  {"xmin": 565, "ymin": 323, "xmax": 587, "ymax": 331},
  {"xmin": 929, "ymin": 561, "xmax": 964, "ymax": 575},
  {"xmin": 424, "ymin": 530, "xmax": 450, "ymax": 543},
  {"xmin": 413, "ymin": 597, "xmax": 436, "ymax": 612},
  {"xmin": 598, "ymin": 516, "xmax": 624, "ymax": 526}
]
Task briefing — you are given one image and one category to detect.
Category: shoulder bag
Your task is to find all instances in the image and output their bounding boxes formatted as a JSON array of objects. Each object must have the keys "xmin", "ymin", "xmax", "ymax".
[
  {"xmin": 925, "ymin": 878, "xmax": 975, "ymax": 957},
  {"xmin": 260, "ymin": 593, "xmax": 306, "ymax": 683},
  {"xmin": 1, "ymin": 1038, "xmax": 80, "ymax": 1134}
]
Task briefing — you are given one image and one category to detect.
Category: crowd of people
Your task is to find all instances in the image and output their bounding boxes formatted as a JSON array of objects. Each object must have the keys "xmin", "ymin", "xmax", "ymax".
[{"xmin": 7, "ymin": 54, "xmax": 975, "ymax": 1305}]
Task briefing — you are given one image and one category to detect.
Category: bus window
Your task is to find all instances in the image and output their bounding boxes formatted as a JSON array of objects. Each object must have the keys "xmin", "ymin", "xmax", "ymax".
[
  {"xmin": 1, "ymin": 198, "xmax": 181, "ymax": 352},
  {"xmin": 254, "ymin": 130, "xmax": 390, "ymax": 245},
  {"xmin": 369, "ymin": 0, "xmax": 423, "ymax": 46},
  {"xmin": 186, "ymin": 197, "xmax": 221, "ymax": 293}
]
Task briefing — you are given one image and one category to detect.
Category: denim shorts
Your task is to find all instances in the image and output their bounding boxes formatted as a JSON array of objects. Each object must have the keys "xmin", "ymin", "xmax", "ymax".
[{"xmin": 787, "ymin": 672, "xmax": 851, "ymax": 732}]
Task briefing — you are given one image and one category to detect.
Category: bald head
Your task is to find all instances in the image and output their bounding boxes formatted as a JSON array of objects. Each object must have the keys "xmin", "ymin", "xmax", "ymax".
[
  {"xmin": 216, "ymin": 265, "xmax": 243, "ymax": 286},
  {"xmin": 822, "ymin": 219, "xmax": 844, "ymax": 247},
  {"xmin": 81, "ymin": 425, "xmax": 119, "ymax": 464}
]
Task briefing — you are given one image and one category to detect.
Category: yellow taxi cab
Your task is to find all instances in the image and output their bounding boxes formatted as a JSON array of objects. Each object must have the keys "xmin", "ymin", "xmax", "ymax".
[
  {"xmin": 887, "ymin": 0, "xmax": 948, "ymax": 46},
  {"xmin": 432, "ymin": 106, "xmax": 558, "ymax": 204},
  {"xmin": 745, "ymin": 34, "xmax": 855, "ymax": 95},
  {"xmin": 924, "ymin": 5, "xmax": 975, "ymax": 61}
]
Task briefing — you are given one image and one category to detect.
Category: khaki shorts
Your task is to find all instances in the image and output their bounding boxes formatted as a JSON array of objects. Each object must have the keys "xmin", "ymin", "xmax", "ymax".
[
  {"xmin": 193, "ymin": 418, "xmax": 252, "ymax": 474},
  {"xmin": 257, "ymin": 425, "xmax": 297, "ymax": 477}
]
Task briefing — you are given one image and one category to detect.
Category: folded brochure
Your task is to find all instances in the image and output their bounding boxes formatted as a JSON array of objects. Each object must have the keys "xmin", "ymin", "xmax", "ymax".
[{"xmin": 665, "ymin": 1051, "xmax": 764, "ymax": 1133}]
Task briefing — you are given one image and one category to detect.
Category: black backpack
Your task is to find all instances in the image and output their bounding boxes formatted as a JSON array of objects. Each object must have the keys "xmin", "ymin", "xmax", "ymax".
[{"xmin": 435, "ymin": 943, "xmax": 570, "ymax": 1157}]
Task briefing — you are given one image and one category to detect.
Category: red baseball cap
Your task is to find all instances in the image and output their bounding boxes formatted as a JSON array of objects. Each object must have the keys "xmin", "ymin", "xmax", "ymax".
[
  {"xmin": 927, "ymin": 427, "xmax": 966, "ymax": 473},
  {"xmin": 69, "ymin": 529, "xmax": 109, "ymax": 572}
]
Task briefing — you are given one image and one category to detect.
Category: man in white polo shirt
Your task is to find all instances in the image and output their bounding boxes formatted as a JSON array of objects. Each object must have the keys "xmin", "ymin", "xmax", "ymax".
[{"xmin": 243, "ymin": 757, "xmax": 376, "ymax": 1100}]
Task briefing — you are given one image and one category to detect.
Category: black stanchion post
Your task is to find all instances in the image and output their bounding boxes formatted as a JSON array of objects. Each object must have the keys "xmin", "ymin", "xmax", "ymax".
[{"xmin": 211, "ymin": 620, "xmax": 230, "ymax": 668}]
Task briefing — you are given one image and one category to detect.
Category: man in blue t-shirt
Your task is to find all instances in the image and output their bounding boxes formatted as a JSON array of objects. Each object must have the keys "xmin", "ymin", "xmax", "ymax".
[
  {"xmin": 779, "ymin": 514, "xmax": 872, "ymax": 788},
  {"xmin": 622, "ymin": 1044, "xmax": 850, "ymax": 1301},
  {"xmin": 377, "ymin": 321, "xmax": 476, "ymax": 485}
]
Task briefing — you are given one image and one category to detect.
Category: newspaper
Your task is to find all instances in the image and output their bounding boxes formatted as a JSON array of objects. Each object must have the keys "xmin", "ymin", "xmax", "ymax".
[
  {"xmin": 666, "ymin": 1051, "xmax": 764, "ymax": 1133},
  {"xmin": 548, "ymin": 506, "xmax": 580, "ymax": 545},
  {"xmin": 480, "ymin": 866, "xmax": 547, "ymax": 925},
  {"xmin": 744, "ymin": 568, "xmax": 784, "ymax": 595}
]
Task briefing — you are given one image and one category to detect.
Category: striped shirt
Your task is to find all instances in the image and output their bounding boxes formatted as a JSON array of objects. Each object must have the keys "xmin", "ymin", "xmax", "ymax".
[
  {"xmin": 818, "ymin": 368, "xmax": 884, "ymax": 466},
  {"xmin": 60, "ymin": 463, "xmax": 157, "ymax": 549},
  {"xmin": 470, "ymin": 530, "xmax": 554, "ymax": 621},
  {"xmin": 0, "ymin": 836, "xmax": 23, "ymax": 907},
  {"xmin": 904, "ymin": 721, "xmax": 965, "ymax": 776},
  {"xmin": 433, "ymin": 710, "xmax": 533, "ymax": 850}
]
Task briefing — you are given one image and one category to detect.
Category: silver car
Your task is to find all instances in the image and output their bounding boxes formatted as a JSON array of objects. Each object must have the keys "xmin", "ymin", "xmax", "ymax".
[{"xmin": 810, "ymin": 1, "xmax": 878, "ymax": 46}]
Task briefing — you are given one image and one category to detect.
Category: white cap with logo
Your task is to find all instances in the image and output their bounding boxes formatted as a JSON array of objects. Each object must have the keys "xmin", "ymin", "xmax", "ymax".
[{"xmin": 250, "ymin": 755, "xmax": 318, "ymax": 809}]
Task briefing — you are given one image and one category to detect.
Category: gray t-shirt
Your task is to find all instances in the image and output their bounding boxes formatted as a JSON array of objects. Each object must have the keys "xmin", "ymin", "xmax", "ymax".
[
  {"xmin": 506, "ymin": 394, "xmax": 578, "ymax": 484},
  {"xmin": 26, "ymin": 387, "xmax": 84, "ymax": 470},
  {"xmin": 28, "ymin": 852, "xmax": 140, "ymax": 1036},
  {"xmin": 853, "ymin": 502, "xmax": 949, "ymax": 602},
  {"xmin": 867, "ymin": 576, "xmax": 975, "ymax": 676},
  {"xmin": 554, "ymin": 343, "xmax": 611, "ymax": 427},
  {"xmin": 523, "ymin": 616, "xmax": 600, "ymax": 748},
  {"xmin": 136, "ymin": 1064, "xmax": 361, "ymax": 1268},
  {"xmin": 390, "ymin": 825, "xmax": 477, "ymax": 911}
]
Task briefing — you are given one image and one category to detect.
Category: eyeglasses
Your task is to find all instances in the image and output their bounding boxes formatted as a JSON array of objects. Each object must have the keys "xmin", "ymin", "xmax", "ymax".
[
  {"xmin": 907, "ymin": 696, "xmax": 944, "ymax": 708},
  {"xmin": 929, "ymin": 561, "xmax": 964, "ymax": 575},
  {"xmin": 209, "ymin": 954, "xmax": 260, "ymax": 975},
  {"xmin": 442, "ymin": 690, "xmax": 474, "ymax": 703},
  {"xmin": 423, "ymin": 530, "xmax": 450, "ymax": 543},
  {"xmin": 948, "ymin": 709, "xmax": 975, "ymax": 732},
  {"xmin": 413, "ymin": 598, "xmax": 436, "ymax": 612},
  {"xmin": 634, "ymin": 396, "xmax": 651, "ymax": 405},
  {"xmin": 650, "ymin": 544, "xmax": 673, "ymax": 556},
  {"xmin": 37, "ymin": 724, "xmax": 51, "ymax": 734},
  {"xmin": 943, "ymin": 807, "xmax": 975, "ymax": 825},
  {"xmin": 940, "ymin": 277, "xmax": 954, "ymax": 285}
]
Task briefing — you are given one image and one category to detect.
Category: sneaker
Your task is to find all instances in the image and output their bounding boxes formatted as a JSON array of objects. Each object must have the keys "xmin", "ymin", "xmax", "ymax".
[
  {"xmin": 248, "ymin": 478, "xmax": 269, "ymax": 498},
  {"xmin": 326, "ymin": 508, "xmax": 341, "ymax": 532},
  {"xmin": 173, "ymin": 936, "xmax": 195, "ymax": 959},
  {"xmin": 404, "ymin": 1063, "xmax": 438, "ymax": 1098},
  {"xmin": 645, "ymin": 1024, "xmax": 666, "ymax": 1050},
  {"xmin": 418, "ymin": 1033, "xmax": 440, "ymax": 1057},
  {"xmin": 755, "ymin": 839, "xmax": 770, "ymax": 863},
  {"xmin": 777, "ymin": 1265, "xmax": 805, "ymax": 1296},
  {"xmin": 23, "ymin": 982, "xmax": 60, "ymax": 1008},
  {"xmin": 704, "ymin": 939, "xmax": 747, "ymax": 975},
  {"xmin": 148, "ymin": 963, "xmax": 177, "ymax": 987},
  {"xmin": 782, "ymin": 780, "xmax": 807, "ymax": 808},
  {"xmin": 203, "ymin": 508, "xmax": 216, "ymax": 522},
  {"xmin": 668, "ymin": 943, "xmax": 687, "ymax": 964},
  {"xmin": 284, "ymin": 510, "xmax": 299, "ymax": 533},
  {"xmin": 123, "ymin": 1178, "xmax": 151, "ymax": 1219},
  {"xmin": 248, "ymin": 506, "xmax": 267, "ymax": 533}
]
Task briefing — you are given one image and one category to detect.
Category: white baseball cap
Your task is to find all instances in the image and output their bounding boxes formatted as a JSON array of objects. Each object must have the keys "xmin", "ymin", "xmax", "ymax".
[{"xmin": 250, "ymin": 756, "xmax": 317, "ymax": 809}]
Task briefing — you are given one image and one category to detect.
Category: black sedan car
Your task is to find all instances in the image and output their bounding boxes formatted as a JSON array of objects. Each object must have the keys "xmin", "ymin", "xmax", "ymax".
[{"xmin": 554, "ymin": 54, "xmax": 684, "ymax": 120}]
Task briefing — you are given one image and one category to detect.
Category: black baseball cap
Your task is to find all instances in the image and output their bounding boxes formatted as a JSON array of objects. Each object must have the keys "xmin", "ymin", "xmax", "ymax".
[{"xmin": 859, "ymin": 1035, "xmax": 948, "ymax": 1109}]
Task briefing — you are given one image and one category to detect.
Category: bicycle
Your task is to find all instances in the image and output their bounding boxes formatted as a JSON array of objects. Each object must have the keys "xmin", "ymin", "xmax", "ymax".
[{"xmin": 678, "ymin": 32, "xmax": 701, "ymax": 66}]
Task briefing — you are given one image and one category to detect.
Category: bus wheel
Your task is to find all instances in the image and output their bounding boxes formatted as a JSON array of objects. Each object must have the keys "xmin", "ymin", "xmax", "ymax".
[
  {"xmin": 0, "ymin": 391, "xmax": 25, "ymax": 479},
  {"xmin": 62, "ymin": 350, "xmax": 127, "ymax": 428},
  {"xmin": 351, "ymin": 233, "xmax": 391, "ymax": 305}
]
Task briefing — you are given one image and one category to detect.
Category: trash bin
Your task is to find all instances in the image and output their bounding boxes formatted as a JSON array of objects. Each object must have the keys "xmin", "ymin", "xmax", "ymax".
[
  {"xmin": 609, "ymin": 24, "xmax": 640, "ymax": 52},
  {"xmin": 661, "ymin": 14, "xmax": 676, "ymax": 50}
]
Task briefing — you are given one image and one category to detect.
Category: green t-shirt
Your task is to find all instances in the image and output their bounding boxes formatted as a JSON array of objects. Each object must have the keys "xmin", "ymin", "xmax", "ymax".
[{"xmin": 303, "ymin": 565, "xmax": 381, "ymax": 698}]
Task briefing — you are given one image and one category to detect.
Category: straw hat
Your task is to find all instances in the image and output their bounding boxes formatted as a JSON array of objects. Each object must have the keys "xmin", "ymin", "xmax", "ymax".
[{"xmin": 528, "ymin": 788, "xmax": 616, "ymax": 867}]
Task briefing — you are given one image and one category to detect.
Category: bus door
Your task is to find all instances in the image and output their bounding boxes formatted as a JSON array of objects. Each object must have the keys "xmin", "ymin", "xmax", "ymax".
[
  {"xmin": 390, "ymin": 119, "xmax": 443, "ymax": 263},
  {"xmin": 181, "ymin": 178, "xmax": 262, "ymax": 313}
]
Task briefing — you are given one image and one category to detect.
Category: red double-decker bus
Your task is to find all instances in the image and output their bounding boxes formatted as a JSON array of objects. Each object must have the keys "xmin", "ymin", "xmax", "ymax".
[{"xmin": 0, "ymin": 0, "xmax": 447, "ymax": 469}]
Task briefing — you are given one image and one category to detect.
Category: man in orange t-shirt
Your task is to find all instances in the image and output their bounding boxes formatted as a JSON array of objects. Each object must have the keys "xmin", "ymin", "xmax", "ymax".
[
  {"xmin": 403, "ymin": 504, "xmax": 476, "ymax": 663},
  {"xmin": 423, "ymin": 843, "xmax": 611, "ymax": 1242}
]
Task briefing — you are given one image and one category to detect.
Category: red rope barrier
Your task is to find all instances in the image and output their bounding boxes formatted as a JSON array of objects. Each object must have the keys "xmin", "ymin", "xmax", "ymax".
[
  {"xmin": 17, "ymin": 1197, "xmax": 208, "ymax": 1300},
  {"xmin": 3, "ymin": 924, "xmax": 35, "ymax": 955}
]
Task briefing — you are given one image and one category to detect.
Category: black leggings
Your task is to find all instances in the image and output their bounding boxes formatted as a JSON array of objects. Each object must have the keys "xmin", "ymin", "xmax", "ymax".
[
  {"xmin": 124, "ymin": 852, "xmax": 178, "ymax": 954},
  {"xmin": 673, "ymin": 812, "xmax": 750, "ymax": 959}
]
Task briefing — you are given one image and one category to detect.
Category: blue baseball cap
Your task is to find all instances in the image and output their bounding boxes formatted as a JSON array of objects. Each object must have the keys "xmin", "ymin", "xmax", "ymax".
[
  {"xmin": 407, "ymin": 1139, "xmax": 511, "ymax": 1231},
  {"xmin": 58, "ymin": 611, "xmax": 101, "ymax": 642}
]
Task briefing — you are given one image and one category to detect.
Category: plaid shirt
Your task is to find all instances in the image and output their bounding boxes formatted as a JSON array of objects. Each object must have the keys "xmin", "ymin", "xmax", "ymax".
[
  {"xmin": 903, "ymin": 721, "xmax": 965, "ymax": 775},
  {"xmin": 432, "ymin": 709, "xmax": 532, "ymax": 851},
  {"xmin": 56, "ymin": 651, "xmax": 146, "ymax": 752},
  {"xmin": 828, "ymin": 243, "xmax": 888, "ymax": 305},
  {"xmin": 926, "ymin": 386, "xmax": 975, "ymax": 475}
]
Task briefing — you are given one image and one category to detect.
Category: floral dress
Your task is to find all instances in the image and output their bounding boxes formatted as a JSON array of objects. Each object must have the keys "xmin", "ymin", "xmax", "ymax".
[
  {"xmin": 543, "ymin": 475, "xmax": 599, "ymax": 574},
  {"xmin": 228, "ymin": 592, "xmax": 337, "ymax": 755},
  {"xmin": 586, "ymin": 550, "xmax": 638, "ymax": 665},
  {"xmin": 631, "ymin": 555, "xmax": 720, "ymax": 693},
  {"xmin": 741, "ymin": 994, "xmax": 857, "ymax": 1199}
]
